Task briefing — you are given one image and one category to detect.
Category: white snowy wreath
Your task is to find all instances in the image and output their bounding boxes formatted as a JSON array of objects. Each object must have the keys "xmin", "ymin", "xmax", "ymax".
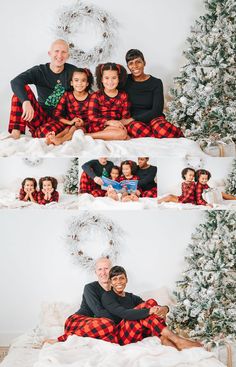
[
  {"xmin": 22, "ymin": 158, "xmax": 43, "ymax": 167},
  {"xmin": 66, "ymin": 212, "xmax": 124, "ymax": 271},
  {"xmin": 55, "ymin": 1, "xmax": 118, "ymax": 65}
]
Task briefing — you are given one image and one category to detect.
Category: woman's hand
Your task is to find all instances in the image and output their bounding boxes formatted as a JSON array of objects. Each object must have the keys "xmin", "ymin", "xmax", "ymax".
[{"xmin": 154, "ymin": 306, "xmax": 169, "ymax": 318}]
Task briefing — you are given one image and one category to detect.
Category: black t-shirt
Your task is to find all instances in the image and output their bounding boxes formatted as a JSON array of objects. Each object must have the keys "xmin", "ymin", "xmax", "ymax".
[
  {"xmin": 102, "ymin": 290, "xmax": 149, "ymax": 324},
  {"xmin": 76, "ymin": 281, "xmax": 112, "ymax": 319},
  {"xmin": 10, "ymin": 63, "xmax": 77, "ymax": 112},
  {"xmin": 136, "ymin": 165, "xmax": 157, "ymax": 190},
  {"xmin": 82, "ymin": 160, "xmax": 114, "ymax": 180},
  {"xmin": 125, "ymin": 74, "xmax": 164, "ymax": 123}
]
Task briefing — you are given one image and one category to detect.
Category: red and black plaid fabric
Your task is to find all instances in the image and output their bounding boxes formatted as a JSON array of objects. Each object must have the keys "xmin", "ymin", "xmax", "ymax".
[
  {"xmin": 178, "ymin": 182, "xmax": 196, "ymax": 204},
  {"xmin": 37, "ymin": 190, "xmax": 59, "ymax": 205},
  {"xmin": 141, "ymin": 187, "xmax": 157, "ymax": 198},
  {"xmin": 196, "ymin": 182, "xmax": 209, "ymax": 205},
  {"xmin": 87, "ymin": 90, "xmax": 130, "ymax": 133},
  {"xmin": 127, "ymin": 116, "xmax": 184, "ymax": 139},
  {"xmin": 79, "ymin": 172, "xmax": 106, "ymax": 197},
  {"xmin": 116, "ymin": 299, "xmax": 166, "ymax": 346},
  {"xmin": 8, "ymin": 86, "xmax": 67, "ymax": 138},
  {"xmin": 58, "ymin": 314, "xmax": 117, "ymax": 343},
  {"xmin": 19, "ymin": 188, "xmax": 38, "ymax": 202},
  {"xmin": 53, "ymin": 91, "xmax": 90, "ymax": 132}
]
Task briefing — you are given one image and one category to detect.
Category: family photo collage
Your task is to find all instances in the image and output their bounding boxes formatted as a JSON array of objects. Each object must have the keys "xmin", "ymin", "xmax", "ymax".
[{"xmin": 0, "ymin": 1, "xmax": 235, "ymax": 367}]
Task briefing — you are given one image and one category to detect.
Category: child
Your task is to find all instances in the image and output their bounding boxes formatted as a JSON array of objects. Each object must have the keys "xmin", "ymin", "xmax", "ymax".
[
  {"xmin": 119, "ymin": 160, "xmax": 140, "ymax": 202},
  {"xmin": 19, "ymin": 177, "xmax": 38, "ymax": 203},
  {"xmin": 158, "ymin": 168, "xmax": 196, "ymax": 205},
  {"xmin": 106, "ymin": 165, "xmax": 121, "ymax": 201},
  {"xmin": 38, "ymin": 176, "xmax": 59, "ymax": 205},
  {"xmin": 46, "ymin": 68, "xmax": 93, "ymax": 145},
  {"xmin": 86, "ymin": 63, "xmax": 130, "ymax": 140},
  {"xmin": 195, "ymin": 169, "xmax": 236, "ymax": 206}
]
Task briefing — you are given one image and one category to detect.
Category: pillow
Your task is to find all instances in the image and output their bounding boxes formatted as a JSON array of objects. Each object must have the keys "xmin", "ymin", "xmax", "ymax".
[
  {"xmin": 140, "ymin": 287, "xmax": 175, "ymax": 307},
  {"xmin": 39, "ymin": 302, "xmax": 78, "ymax": 328}
]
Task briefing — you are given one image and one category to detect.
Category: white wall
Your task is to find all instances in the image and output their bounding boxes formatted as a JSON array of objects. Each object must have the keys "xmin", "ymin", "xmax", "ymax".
[
  {"xmin": 0, "ymin": 0, "xmax": 205, "ymax": 131},
  {"xmin": 0, "ymin": 209, "xmax": 203, "ymax": 343},
  {"xmin": 0, "ymin": 157, "xmax": 74, "ymax": 189}
]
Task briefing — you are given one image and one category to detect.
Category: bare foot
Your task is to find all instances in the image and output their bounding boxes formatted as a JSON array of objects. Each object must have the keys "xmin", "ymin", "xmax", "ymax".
[
  {"xmin": 45, "ymin": 132, "xmax": 55, "ymax": 145},
  {"xmin": 160, "ymin": 336, "xmax": 177, "ymax": 349},
  {"xmin": 175, "ymin": 337, "xmax": 202, "ymax": 350},
  {"xmin": 43, "ymin": 338, "xmax": 58, "ymax": 345},
  {"xmin": 130, "ymin": 194, "xmax": 139, "ymax": 202},
  {"xmin": 122, "ymin": 195, "xmax": 132, "ymax": 202},
  {"xmin": 11, "ymin": 129, "xmax": 21, "ymax": 139}
]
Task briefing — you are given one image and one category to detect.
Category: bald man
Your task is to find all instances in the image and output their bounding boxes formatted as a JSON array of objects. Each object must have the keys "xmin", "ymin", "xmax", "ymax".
[
  {"xmin": 9, "ymin": 39, "xmax": 77, "ymax": 139},
  {"xmin": 45, "ymin": 257, "xmax": 117, "ymax": 345}
]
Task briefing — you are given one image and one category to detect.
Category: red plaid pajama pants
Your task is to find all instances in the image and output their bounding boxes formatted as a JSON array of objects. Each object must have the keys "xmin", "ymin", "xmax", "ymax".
[
  {"xmin": 116, "ymin": 299, "xmax": 167, "ymax": 345},
  {"xmin": 127, "ymin": 116, "xmax": 184, "ymax": 138},
  {"xmin": 141, "ymin": 187, "xmax": 157, "ymax": 198},
  {"xmin": 58, "ymin": 313, "xmax": 117, "ymax": 343},
  {"xmin": 79, "ymin": 172, "xmax": 106, "ymax": 197},
  {"xmin": 8, "ymin": 86, "xmax": 66, "ymax": 137}
]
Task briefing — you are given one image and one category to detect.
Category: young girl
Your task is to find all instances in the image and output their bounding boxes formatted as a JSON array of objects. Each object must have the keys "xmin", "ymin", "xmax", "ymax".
[
  {"xmin": 86, "ymin": 63, "xmax": 130, "ymax": 140},
  {"xmin": 195, "ymin": 169, "xmax": 236, "ymax": 206},
  {"xmin": 158, "ymin": 168, "xmax": 196, "ymax": 205},
  {"xmin": 38, "ymin": 176, "xmax": 59, "ymax": 205},
  {"xmin": 119, "ymin": 160, "xmax": 140, "ymax": 202},
  {"xmin": 106, "ymin": 165, "xmax": 121, "ymax": 201},
  {"xmin": 46, "ymin": 68, "xmax": 93, "ymax": 145},
  {"xmin": 19, "ymin": 177, "xmax": 38, "ymax": 203}
]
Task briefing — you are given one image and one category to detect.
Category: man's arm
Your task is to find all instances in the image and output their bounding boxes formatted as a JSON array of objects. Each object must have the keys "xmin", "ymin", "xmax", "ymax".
[
  {"xmin": 84, "ymin": 284, "xmax": 113, "ymax": 319},
  {"xmin": 10, "ymin": 66, "xmax": 39, "ymax": 103},
  {"xmin": 81, "ymin": 160, "xmax": 98, "ymax": 179}
]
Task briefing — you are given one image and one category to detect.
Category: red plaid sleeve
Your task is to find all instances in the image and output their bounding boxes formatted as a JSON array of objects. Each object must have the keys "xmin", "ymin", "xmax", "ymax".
[
  {"xmin": 37, "ymin": 191, "xmax": 47, "ymax": 205},
  {"xmin": 178, "ymin": 182, "xmax": 196, "ymax": 203},
  {"xmin": 19, "ymin": 188, "xmax": 26, "ymax": 201},
  {"xmin": 87, "ymin": 92, "xmax": 107, "ymax": 130},
  {"xmin": 120, "ymin": 92, "xmax": 131, "ymax": 119},
  {"xmin": 196, "ymin": 183, "xmax": 209, "ymax": 205},
  {"xmin": 51, "ymin": 191, "xmax": 59, "ymax": 202},
  {"xmin": 53, "ymin": 92, "xmax": 68, "ymax": 120},
  {"xmin": 37, "ymin": 190, "xmax": 59, "ymax": 205}
]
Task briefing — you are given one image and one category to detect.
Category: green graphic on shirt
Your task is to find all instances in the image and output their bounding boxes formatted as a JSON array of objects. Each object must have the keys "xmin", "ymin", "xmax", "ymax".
[
  {"xmin": 45, "ymin": 83, "xmax": 65, "ymax": 107},
  {"xmin": 102, "ymin": 168, "xmax": 109, "ymax": 178}
]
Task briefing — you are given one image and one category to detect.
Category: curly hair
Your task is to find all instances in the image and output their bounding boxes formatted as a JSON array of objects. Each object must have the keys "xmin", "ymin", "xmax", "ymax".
[
  {"xmin": 39, "ymin": 176, "xmax": 58, "ymax": 190},
  {"xmin": 181, "ymin": 167, "xmax": 196, "ymax": 180},
  {"xmin": 69, "ymin": 67, "xmax": 94, "ymax": 92},
  {"xmin": 109, "ymin": 265, "xmax": 127, "ymax": 280},
  {"xmin": 95, "ymin": 62, "xmax": 127, "ymax": 90},
  {"xmin": 120, "ymin": 160, "xmax": 137, "ymax": 175},
  {"xmin": 21, "ymin": 177, "xmax": 37, "ymax": 189},
  {"xmin": 111, "ymin": 165, "xmax": 121, "ymax": 174},
  {"xmin": 195, "ymin": 169, "xmax": 211, "ymax": 182}
]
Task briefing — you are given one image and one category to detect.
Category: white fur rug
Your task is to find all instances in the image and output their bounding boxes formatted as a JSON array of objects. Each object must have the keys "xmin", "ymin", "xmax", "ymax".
[
  {"xmin": 0, "ymin": 130, "xmax": 206, "ymax": 157},
  {"xmin": 157, "ymin": 196, "xmax": 236, "ymax": 210}
]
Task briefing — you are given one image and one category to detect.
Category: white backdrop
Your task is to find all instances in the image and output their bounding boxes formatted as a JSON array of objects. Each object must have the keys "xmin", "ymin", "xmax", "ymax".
[
  {"xmin": 0, "ymin": 209, "xmax": 203, "ymax": 343},
  {"xmin": 0, "ymin": 0, "xmax": 205, "ymax": 131}
]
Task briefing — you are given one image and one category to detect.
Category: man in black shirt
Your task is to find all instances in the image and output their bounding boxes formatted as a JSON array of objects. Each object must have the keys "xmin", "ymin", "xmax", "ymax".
[
  {"xmin": 9, "ymin": 39, "xmax": 77, "ymax": 139},
  {"xmin": 79, "ymin": 158, "xmax": 114, "ymax": 197},
  {"xmin": 123, "ymin": 49, "xmax": 184, "ymax": 139},
  {"xmin": 44, "ymin": 257, "xmax": 117, "ymax": 344},
  {"xmin": 102, "ymin": 266, "xmax": 202, "ymax": 349},
  {"xmin": 136, "ymin": 157, "xmax": 157, "ymax": 197}
]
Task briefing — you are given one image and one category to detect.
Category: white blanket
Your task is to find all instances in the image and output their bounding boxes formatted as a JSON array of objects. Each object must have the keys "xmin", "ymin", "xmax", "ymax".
[
  {"xmin": 157, "ymin": 197, "xmax": 236, "ymax": 210},
  {"xmin": 0, "ymin": 130, "xmax": 206, "ymax": 158},
  {"xmin": 78, "ymin": 193, "xmax": 156, "ymax": 210},
  {"xmin": 34, "ymin": 336, "xmax": 225, "ymax": 367},
  {"xmin": 0, "ymin": 189, "xmax": 78, "ymax": 209}
]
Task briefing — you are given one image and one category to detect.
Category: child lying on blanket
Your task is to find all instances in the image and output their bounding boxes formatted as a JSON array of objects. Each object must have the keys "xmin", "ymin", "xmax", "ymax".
[
  {"xmin": 195, "ymin": 169, "xmax": 236, "ymax": 206},
  {"xmin": 19, "ymin": 177, "xmax": 38, "ymax": 203},
  {"xmin": 158, "ymin": 167, "xmax": 196, "ymax": 205},
  {"xmin": 37, "ymin": 176, "xmax": 59, "ymax": 205}
]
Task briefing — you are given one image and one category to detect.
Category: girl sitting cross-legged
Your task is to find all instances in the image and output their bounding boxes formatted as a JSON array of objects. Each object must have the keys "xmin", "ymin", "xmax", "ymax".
[
  {"xmin": 19, "ymin": 177, "xmax": 38, "ymax": 203},
  {"xmin": 106, "ymin": 166, "xmax": 121, "ymax": 201},
  {"xmin": 158, "ymin": 167, "xmax": 196, "ymax": 205},
  {"xmin": 37, "ymin": 176, "xmax": 59, "ymax": 205}
]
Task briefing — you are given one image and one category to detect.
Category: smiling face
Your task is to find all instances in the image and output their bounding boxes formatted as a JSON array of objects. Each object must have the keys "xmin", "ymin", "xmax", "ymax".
[
  {"xmin": 198, "ymin": 174, "xmax": 209, "ymax": 185},
  {"xmin": 184, "ymin": 169, "xmax": 195, "ymax": 183},
  {"xmin": 95, "ymin": 258, "xmax": 112, "ymax": 286},
  {"xmin": 24, "ymin": 180, "xmax": 35, "ymax": 192},
  {"xmin": 127, "ymin": 57, "xmax": 146, "ymax": 79},
  {"xmin": 48, "ymin": 40, "xmax": 69, "ymax": 69},
  {"xmin": 102, "ymin": 70, "xmax": 119, "ymax": 92},
  {"xmin": 110, "ymin": 273, "xmax": 127, "ymax": 295},
  {"xmin": 42, "ymin": 180, "xmax": 53, "ymax": 192},
  {"xmin": 71, "ymin": 71, "xmax": 88, "ymax": 93},
  {"xmin": 110, "ymin": 168, "xmax": 120, "ymax": 180},
  {"xmin": 138, "ymin": 157, "xmax": 149, "ymax": 168},
  {"xmin": 98, "ymin": 158, "xmax": 108, "ymax": 165},
  {"xmin": 122, "ymin": 164, "xmax": 132, "ymax": 177}
]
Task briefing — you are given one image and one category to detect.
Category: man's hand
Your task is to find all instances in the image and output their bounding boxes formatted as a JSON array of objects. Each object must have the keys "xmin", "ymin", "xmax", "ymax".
[
  {"xmin": 94, "ymin": 176, "xmax": 104, "ymax": 186},
  {"xmin": 22, "ymin": 101, "xmax": 34, "ymax": 122}
]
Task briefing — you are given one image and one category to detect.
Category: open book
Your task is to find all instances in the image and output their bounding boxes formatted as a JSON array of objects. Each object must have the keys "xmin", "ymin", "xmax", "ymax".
[{"xmin": 101, "ymin": 176, "xmax": 138, "ymax": 193}]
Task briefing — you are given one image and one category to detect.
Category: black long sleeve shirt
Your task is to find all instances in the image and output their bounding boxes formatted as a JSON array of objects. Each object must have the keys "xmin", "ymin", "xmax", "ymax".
[
  {"xmin": 76, "ymin": 281, "xmax": 112, "ymax": 319},
  {"xmin": 82, "ymin": 160, "xmax": 114, "ymax": 179},
  {"xmin": 125, "ymin": 74, "xmax": 164, "ymax": 123},
  {"xmin": 136, "ymin": 165, "xmax": 157, "ymax": 190},
  {"xmin": 102, "ymin": 290, "xmax": 150, "ymax": 324},
  {"xmin": 10, "ymin": 63, "xmax": 77, "ymax": 112}
]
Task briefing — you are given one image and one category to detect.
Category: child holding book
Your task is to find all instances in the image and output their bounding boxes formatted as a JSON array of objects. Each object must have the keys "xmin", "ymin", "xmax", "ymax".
[
  {"xmin": 119, "ymin": 160, "xmax": 140, "ymax": 202},
  {"xmin": 19, "ymin": 177, "xmax": 38, "ymax": 203},
  {"xmin": 37, "ymin": 176, "xmax": 59, "ymax": 205}
]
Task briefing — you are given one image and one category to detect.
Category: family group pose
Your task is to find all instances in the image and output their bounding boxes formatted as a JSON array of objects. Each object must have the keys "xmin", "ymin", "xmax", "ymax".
[
  {"xmin": 79, "ymin": 157, "xmax": 157, "ymax": 201},
  {"xmin": 44, "ymin": 257, "xmax": 201, "ymax": 350},
  {"xmin": 19, "ymin": 176, "xmax": 59, "ymax": 205},
  {"xmin": 9, "ymin": 39, "xmax": 183, "ymax": 144},
  {"xmin": 158, "ymin": 168, "xmax": 236, "ymax": 206}
]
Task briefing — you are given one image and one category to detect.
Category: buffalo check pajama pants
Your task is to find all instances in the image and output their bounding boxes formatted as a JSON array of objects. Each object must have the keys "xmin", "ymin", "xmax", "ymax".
[{"xmin": 79, "ymin": 172, "xmax": 106, "ymax": 197}]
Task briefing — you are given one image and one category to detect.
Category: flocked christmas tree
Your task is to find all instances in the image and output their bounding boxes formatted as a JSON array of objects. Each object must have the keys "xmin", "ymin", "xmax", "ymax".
[
  {"xmin": 169, "ymin": 210, "xmax": 236, "ymax": 345},
  {"xmin": 167, "ymin": 0, "xmax": 236, "ymax": 143},
  {"xmin": 225, "ymin": 159, "xmax": 236, "ymax": 195},
  {"xmin": 63, "ymin": 158, "xmax": 79, "ymax": 194}
]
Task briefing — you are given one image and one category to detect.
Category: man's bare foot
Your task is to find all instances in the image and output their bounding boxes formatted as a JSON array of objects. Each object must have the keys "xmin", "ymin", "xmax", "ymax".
[
  {"xmin": 160, "ymin": 336, "xmax": 177, "ymax": 349},
  {"xmin": 43, "ymin": 338, "xmax": 58, "ymax": 345},
  {"xmin": 11, "ymin": 129, "xmax": 21, "ymax": 139},
  {"xmin": 174, "ymin": 337, "xmax": 202, "ymax": 350}
]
